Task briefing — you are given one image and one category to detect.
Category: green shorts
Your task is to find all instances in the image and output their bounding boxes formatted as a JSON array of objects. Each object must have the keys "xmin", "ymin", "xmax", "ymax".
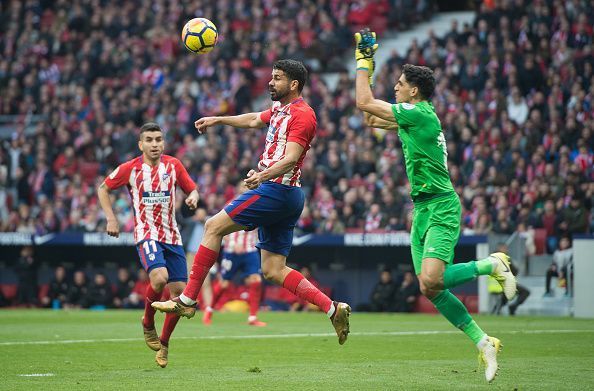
[{"xmin": 410, "ymin": 192, "xmax": 461, "ymax": 275}]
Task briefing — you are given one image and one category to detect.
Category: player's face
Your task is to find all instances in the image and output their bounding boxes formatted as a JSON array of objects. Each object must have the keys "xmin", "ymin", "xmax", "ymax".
[
  {"xmin": 139, "ymin": 131, "xmax": 164, "ymax": 161},
  {"xmin": 269, "ymin": 69, "xmax": 294, "ymax": 101},
  {"xmin": 394, "ymin": 74, "xmax": 415, "ymax": 103}
]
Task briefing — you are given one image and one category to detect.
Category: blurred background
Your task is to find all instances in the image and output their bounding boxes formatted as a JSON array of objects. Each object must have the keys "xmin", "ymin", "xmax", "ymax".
[{"xmin": 0, "ymin": 0, "xmax": 592, "ymax": 316}]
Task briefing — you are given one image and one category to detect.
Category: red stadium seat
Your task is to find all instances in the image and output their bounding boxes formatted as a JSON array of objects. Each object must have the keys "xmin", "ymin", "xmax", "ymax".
[
  {"xmin": 0, "ymin": 284, "xmax": 18, "ymax": 302},
  {"xmin": 414, "ymin": 295, "xmax": 438, "ymax": 313},
  {"xmin": 462, "ymin": 295, "xmax": 478, "ymax": 313}
]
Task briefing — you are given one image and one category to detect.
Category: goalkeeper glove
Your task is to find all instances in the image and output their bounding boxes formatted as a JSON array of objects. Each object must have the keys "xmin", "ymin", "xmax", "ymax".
[{"xmin": 354, "ymin": 28, "xmax": 378, "ymax": 86}]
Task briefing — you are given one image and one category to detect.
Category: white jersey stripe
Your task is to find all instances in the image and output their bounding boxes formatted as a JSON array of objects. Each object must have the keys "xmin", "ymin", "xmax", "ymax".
[
  {"xmin": 130, "ymin": 167, "xmax": 144, "ymax": 241},
  {"xmin": 141, "ymin": 164, "xmax": 158, "ymax": 241},
  {"xmin": 158, "ymin": 162, "xmax": 173, "ymax": 244}
]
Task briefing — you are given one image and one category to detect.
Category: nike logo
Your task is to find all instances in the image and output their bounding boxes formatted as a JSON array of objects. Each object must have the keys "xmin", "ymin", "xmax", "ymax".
[
  {"xmin": 292, "ymin": 234, "xmax": 313, "ymax": 246},
  {"xmin": 501, "ymin": 260, "xmax": 509, "ymax": 273}
]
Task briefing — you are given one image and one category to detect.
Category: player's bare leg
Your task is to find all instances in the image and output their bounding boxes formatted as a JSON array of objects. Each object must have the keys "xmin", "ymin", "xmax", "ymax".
[
  {"xmin": 152, "ymin": 210, "xmax": 244, "ymax": 318},
  {"xmin": 261, "ymin": 249, "xmax": 350, "ymax": 344}
]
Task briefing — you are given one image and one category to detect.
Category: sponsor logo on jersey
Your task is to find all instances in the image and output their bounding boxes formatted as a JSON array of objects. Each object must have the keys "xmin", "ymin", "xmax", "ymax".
[
  {"xmin": 266, "ymin": 125, "xmax": 278, "ymax": 142},
  {"xmin": 141, "ymin": 190, "xmax": 171, "ymax": 205}
]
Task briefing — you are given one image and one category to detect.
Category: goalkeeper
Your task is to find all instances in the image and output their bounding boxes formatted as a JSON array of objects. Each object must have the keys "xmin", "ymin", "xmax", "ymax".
[{"xmin": 354, "ymin": 29, "xmax": 517, "ymax": 383}]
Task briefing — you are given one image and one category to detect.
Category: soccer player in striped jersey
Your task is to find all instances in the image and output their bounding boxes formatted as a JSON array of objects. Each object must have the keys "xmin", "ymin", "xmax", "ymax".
[
  {"xmin": 152, "ymin": 60, "xmax": 351, "ymax": 345},
  {"xmin": 97, "ymin": 122, "xmax": 199, "ymax": 368}
]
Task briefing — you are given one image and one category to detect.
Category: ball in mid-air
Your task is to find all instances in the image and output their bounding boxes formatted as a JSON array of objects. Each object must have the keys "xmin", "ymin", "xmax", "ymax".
[{"xmin": 181, "ymin": 18, "xmax": 218, "ymax": 54}]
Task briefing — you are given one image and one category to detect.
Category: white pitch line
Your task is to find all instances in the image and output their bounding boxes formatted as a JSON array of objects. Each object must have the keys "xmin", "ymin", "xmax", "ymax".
[
  {"xmin": 0, "ymin": 329, "xmax": 592, "ymax": 347},
  {"xmin": 17, "ymin": 373, "xmax": 55, "ymax": 377}
]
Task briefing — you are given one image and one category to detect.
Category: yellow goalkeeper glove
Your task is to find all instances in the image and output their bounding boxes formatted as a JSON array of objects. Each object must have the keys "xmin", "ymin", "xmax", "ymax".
[{"xmin": 354, "ymin": 28, "xmax": 378, "ymax": 86}]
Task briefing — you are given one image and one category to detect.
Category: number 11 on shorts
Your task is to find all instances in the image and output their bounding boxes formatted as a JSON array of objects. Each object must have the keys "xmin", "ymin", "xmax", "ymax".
[{"xmin": 143, "ymin": 240, "xmax": 157, "ymax": 261}]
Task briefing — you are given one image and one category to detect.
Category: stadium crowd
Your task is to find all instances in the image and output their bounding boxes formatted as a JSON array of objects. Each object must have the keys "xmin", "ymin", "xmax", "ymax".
[{"xmin": 0, "ymin": 0, "xmax": 592, "ymax": 265}]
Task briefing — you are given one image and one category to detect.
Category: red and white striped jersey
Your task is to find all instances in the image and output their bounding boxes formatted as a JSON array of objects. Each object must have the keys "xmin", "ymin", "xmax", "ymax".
[
  {"xmin": 223, "ymin": 230, "xmax": 258, "ymax": 254},
  {"xmin": 258, "ymin": 97, "xmax": 317, "ymax": 186},
  {"xmin": 104, "ymin": 155, "xmax": 196, "ymax": 245}
]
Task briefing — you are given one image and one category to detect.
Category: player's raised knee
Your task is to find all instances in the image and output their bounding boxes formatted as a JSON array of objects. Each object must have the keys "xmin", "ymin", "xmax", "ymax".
[
  {"xmin": 419, "ymin": 276, "xmax": 441, "ymax": 297},
  {"xmin": 260, "ymin": 266, "xmax": 282, "ymax": 284}
]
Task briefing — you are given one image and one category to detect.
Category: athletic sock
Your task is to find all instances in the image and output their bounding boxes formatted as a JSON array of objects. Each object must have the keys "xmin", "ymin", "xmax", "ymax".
[
  {"xmin": 248, "ymin": 281, "xmax": 262, "ymax": 317},
  {"xmin": 476, "ymin": 334, "xmax": 490, "ymax": 350},
  {"xmin": 443, "ymin": 262, "xmax": 479, "ymax": 289},
  {"xmin": 475, "ymin": 257, "xmax": 496, "ymax": 274},
  {"xmin": 443, "ymin": 258, "xmax": 494, "ymax": 289},
  {"xmin": 210, "ymin": 285, "xmax": 225, "ymax": 309},
  {"xmin": 282, "ymin": 269, "xmax": 332, "ymax": 314},
  {"xmin": 159, "ymin": 312, "xmax": 180, "ymax": 347},
  {"xmin": 430, "ymin": 290, "xmax": 486, "ymax": 344},
  {"xmin": 182, "ymin": 245, "xmax": 219, "ymax": 302},
  {"xmin": 143, "ymin": 284, "xmax": 162, "ymax": 328}
]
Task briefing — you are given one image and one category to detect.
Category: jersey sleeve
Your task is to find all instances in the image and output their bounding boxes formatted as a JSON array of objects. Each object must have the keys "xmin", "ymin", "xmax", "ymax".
[
  {"xmin": 174, "ymin": 159, "xmax": 197, "ymax": 194},
  {"xmin": 104, "ymin": 162, "xmax": 133, "ymax": 190},
  {"xmin": 259, "ymin": 109, "xmax": 272, "ymax": 124},
  {"xmin": 391, "ymin": 103, "xmax": 420, "ymax": 128},
  {"xmin": 287, "ymin": 111, "xmax": 316, "ymax": 148}
]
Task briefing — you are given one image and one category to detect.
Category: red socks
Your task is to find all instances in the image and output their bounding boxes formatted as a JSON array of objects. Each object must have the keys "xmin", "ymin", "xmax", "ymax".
[
  {"xmin": 183, "ymin": 245, "xmax": 219, "ymax": 300},
  {"xmin": 143, "ymin": 284, "xmax": 162, "ymax": 328},
  {"xmin": 282, "ymin": 270, "xmax": 332, "ymax": 313},
  {"xmin": 159, "ymin": 313, "xmax": 180, "ymax": 347},
  {"xmin": 248, "ymin": 281, "xmax": 262, "ymax": 317}
]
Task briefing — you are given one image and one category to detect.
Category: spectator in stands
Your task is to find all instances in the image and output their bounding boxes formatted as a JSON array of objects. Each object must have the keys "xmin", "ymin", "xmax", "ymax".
[
  {"xmin": 558, "ymin": 192, "xmax": 589, "ymax": 237},
  {"xmin": 65, "ymin": 270, "xmax": 90, "ymax": 309},
  {"xmin": 369, "ymin": 268, "xmax": 397, "ymax": 312},
  {"xmin": 113, "ymin": 267, "xmax": 135, "ymax": 309},
  {"xmin": 15, "ymin": 245, "xmax": 37, "ymax": 306},
  {"xmin": 127, "ymin": 269, "xmax": 150, "ymax": 309},
  {"xmin": 394, "ymin": 271, "xmax": 420, "ymax": 312},
  {"xmin": 545, "ymin": 236, "xmax": 573, "ymax": 296},
  {"xmin": 41, "ymin": 265, "xmax": 69, "ymax": 309},
  {"xmin": 87, "ymin": 273, "xmax": 113, "ymax": 309}
]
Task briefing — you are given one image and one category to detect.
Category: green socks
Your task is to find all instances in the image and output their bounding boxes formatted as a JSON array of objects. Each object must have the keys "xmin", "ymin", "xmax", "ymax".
[
  {"xmin": 442, "ymin": 258, "xmax": 495, "ymax": 289},
  {"xmin": 430, "ymin": 290, "xmax": 486, "ymax": 344}
]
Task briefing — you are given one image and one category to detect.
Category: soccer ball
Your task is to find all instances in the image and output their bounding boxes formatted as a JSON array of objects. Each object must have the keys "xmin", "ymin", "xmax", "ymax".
[{"xmin": 181, "ymin": 18, "xmax": 218, "ymax": 54}]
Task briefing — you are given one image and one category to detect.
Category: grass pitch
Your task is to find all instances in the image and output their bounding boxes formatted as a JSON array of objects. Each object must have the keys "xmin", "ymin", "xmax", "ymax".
[{"xmin": 1, "ymin": 310, "xmax": 593, "ymax": 390}]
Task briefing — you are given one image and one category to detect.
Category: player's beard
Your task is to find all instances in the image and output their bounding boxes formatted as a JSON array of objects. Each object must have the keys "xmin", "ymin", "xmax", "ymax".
[{"xmin": 269, "ymin": 87, "xmax": 288, "ymax": 101}]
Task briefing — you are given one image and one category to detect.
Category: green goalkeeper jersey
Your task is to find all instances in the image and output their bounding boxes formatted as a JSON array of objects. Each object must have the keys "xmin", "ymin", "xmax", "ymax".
[{"xmin": 391, "ymin": 101, "xmax": 454, "ymax": 200}]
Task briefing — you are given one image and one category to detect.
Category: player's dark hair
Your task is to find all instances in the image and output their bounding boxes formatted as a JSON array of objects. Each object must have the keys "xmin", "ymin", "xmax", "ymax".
[
  {"xmin": 402, "ymin": 64, "xmax": 435, "ymax": 100},
  {"xmin": 273, "ymin": 59, "xmax": 308, "ymax": 93},
  {"xmin": 139, "ymin": 122, "xmax": 162, "ymax": 138}
]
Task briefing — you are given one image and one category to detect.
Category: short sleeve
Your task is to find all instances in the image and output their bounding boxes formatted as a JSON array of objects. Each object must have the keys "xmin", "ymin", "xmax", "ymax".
[
  {"xmin": 287, "ymin": 112, "xmax": 316, "ymax": 148},
  {"xmin": 104, "ymin": 162, "xmax": 133, "ymax": 190},
  {"xmin": 259, "ymin": 109, "xmax": 272, "ymax": 124},
  {"xmin": 391, "ymin": 103, "xmax": 420, "ymax": 128},
  {"xmin": 174, "ymin": 159, "xmax": 197, "ymax": 194}
]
